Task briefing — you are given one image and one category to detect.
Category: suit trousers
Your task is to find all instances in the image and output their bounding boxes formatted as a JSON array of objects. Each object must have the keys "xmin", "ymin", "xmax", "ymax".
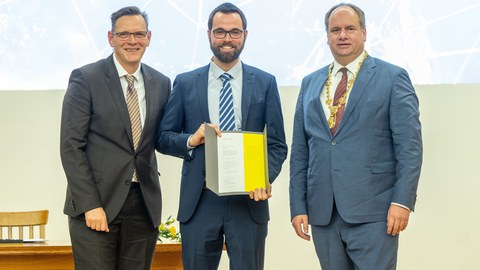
[
  {"xmin": 311, "ymin": 205, "xmax": 398, "ymax": 270},
  {"xmin": 69, "ymin": 184, "xmax": 159, "ymax": 270},
  {"xmin": 180, "ymin": 189, "xmax": 268, "ymax": 270}
]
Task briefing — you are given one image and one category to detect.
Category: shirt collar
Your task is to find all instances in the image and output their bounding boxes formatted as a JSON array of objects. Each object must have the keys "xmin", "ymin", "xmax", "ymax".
[
  {"xmin": 209, "ymin": 60, "xmax": 242, "ymax": 81},
  {"xmin": 113, "ymin": 53, "xmax": 142, "ymax": 80},
  {"xmin": 332, "ymin": 50, "xmax": 366, "ymax": 75}
]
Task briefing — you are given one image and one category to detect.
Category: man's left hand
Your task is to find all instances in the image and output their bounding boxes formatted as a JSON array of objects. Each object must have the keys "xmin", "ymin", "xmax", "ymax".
[
  {"xmin": 249, "ymin": 185, "xmax": 272, "ymax": 201},
  {"xmin": 387, "ymin": 204, "xmax": 411, "ymax": 236}
]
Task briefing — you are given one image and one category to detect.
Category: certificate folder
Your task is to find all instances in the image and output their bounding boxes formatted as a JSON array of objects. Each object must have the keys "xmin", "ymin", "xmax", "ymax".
[{"xmin": 205, "ymin": 125, "xmax": 269, "ymax": 196}]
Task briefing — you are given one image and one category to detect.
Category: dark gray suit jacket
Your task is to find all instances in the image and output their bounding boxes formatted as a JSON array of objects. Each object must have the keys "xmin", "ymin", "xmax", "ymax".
[
  {"xmin": 156, "ymin": 63, "xmax": 288, "ymax": 223},
  {"xmin": 290, "ymin": 56, "xmax": 422, "ymax": 225},
  {"xmin": 61, "ymin": 54, "xmax": 171, "ymax": 227}
]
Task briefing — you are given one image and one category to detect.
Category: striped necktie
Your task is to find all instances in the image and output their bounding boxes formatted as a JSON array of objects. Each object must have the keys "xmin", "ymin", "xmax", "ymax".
[
  {"xmin": 219, "ymin": 73, "xmax": 235, "ymax": 131},
  {"xmin": 125, "ymin": 75, "xmax": 142, "ymax": 181},
  {"xmin": 331, "ymin": 67, "xmax": 348, "ymax": 135}
]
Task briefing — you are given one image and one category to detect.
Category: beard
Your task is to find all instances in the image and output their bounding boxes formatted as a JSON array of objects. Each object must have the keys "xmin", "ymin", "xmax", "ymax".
[{"xmin": 210, "ymin": 41, "xmax": 244, "ymax": 64}]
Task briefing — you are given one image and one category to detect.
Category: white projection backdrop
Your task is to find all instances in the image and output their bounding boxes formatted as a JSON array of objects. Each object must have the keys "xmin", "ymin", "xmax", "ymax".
[{"xmin": 1, "ymin": 0, "xmax": 479, "ymax": 90}]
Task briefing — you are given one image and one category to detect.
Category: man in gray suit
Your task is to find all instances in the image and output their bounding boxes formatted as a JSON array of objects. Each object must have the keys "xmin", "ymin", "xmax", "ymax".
[
  {"xmin": 156, "ymin": 3, "xmax": 287, "ymax": 269},
  {"xmin": 289, "ymin": 3, "xmax": 422, "ymax": 269},
  {"xmin": 60, "ymin": 6, "xmax": 170, "ymax": 270}
]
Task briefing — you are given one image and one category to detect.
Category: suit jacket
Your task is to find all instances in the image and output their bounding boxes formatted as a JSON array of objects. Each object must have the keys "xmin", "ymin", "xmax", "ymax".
[
  {"xmin": 289, "ymin": 56, "xmax": 422, "ymax": 225},
  {"xmin": 156, "ymin": 63, "xmax": 288, "ymax": 223},
  {"xmin": 60, "ymin": 54, "xmax": 171, "ymax": 227}
]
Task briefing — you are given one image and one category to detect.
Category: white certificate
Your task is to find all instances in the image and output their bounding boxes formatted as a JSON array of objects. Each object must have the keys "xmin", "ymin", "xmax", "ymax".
[{"xmin": 204, "ymin": 125, "xmax": 268, "ymax": 196}]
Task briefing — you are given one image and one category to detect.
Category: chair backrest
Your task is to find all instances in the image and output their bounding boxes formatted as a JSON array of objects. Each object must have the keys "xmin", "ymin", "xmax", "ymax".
[{"xmin": 0, "ymin": 210, "xmax": 49, "ymax": 239}]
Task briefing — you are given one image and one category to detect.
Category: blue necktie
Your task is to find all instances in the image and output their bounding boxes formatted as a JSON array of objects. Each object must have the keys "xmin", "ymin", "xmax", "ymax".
[{"xmin": 219, "ymin": 73, "xmax": 235, "ymax": 131}]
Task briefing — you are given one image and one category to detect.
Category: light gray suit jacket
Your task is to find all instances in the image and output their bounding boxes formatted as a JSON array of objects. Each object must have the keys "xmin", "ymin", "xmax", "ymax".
[{"xmin": 289, "ymin": 55, "xmax": 422, "ymax": 225}]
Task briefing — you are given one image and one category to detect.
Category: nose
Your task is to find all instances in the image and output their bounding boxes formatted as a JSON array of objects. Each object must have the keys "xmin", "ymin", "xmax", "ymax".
[
  {"xmin": 224, "ymin": 33, "xmax": 233, "ymax": 41},
  {"xmin": 127, "ymin": 33, "xmax": 137, "ymax": 43}
]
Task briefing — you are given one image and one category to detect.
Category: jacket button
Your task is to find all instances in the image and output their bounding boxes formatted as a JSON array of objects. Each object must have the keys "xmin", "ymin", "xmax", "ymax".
[
  {"xmin": 331, "ymin": 141, "xmax": 336, "ymax": 146},
  {"xmin": 125, "ymin": 180, "xmax": 131, "ymax": 185}
]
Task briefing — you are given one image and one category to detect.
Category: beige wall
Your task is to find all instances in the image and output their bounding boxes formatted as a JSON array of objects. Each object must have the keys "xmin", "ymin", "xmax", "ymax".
[{"xmin": 0, "ymin": 84, "xmax": 478, "ymax": 269}]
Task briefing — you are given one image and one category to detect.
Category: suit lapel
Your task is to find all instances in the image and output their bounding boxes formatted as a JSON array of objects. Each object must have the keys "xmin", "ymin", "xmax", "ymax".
[
  {"xmin": 307, "ymin": 67, "xmax": 331, "ymax": 135},
  {"xmin": 241, "ymin": 64, "xmax": 255, "ymax": 129},
  {"xmin": 141, "ymin": 64, "xmax": 154, "ymax": 140},
  {"xmin": 104, "ymin": 55, "xmax": 135, "ymax": 148},
  {"xmin": 336, "ymin": 56, "xmax": 376, "ymax": 135},
  {"xmin": 196, "ymin": 65, "xmax": 211, "ymax": 123}
]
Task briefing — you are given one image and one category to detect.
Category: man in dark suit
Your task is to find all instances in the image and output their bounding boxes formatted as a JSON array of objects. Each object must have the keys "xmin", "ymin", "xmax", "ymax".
[
  {"xmin": 156, "ymin": 3, "xmax": 287, "ymax": 269},
  {"xmin": 289, "ymin": 3, "xmax": 422, "ymax": 270},
  {"xmin": 60, "ymin": 6, "xmax": 171, "ymax": 270}
]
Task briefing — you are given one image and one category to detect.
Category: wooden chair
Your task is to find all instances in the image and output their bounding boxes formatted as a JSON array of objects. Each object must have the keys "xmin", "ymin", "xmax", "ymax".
[{"xmin": 0, "ymin": 210, "xmax": 49, "ymax": 239}]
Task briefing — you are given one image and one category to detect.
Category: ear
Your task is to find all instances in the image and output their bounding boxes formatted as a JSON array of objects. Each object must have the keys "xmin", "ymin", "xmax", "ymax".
[
  {"xmin": 207, "ymin": 29, "xmax": 212, "ymax": 43},
  {"xmin": 108, "ymin": 31, "xmax": 115, "ymax": 47},
  {"xmin": 146, "ymin": 31, "xmax": 152, "ymax": 47}
]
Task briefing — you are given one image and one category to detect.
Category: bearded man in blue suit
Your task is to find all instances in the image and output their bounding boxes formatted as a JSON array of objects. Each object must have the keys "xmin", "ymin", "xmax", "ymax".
[
  {"xmin": 156, "ymin": 3, "xmax": 287, "ymax": 270},
  {"xmin": 289, "ymin": 3, "xmax": 422, "ymax": 270}
]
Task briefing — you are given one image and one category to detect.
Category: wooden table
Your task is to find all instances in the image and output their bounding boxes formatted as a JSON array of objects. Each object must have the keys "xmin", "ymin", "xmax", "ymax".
[{"xmin": 0, "ymin": 241, "xmax": 183, "ymax": 270}]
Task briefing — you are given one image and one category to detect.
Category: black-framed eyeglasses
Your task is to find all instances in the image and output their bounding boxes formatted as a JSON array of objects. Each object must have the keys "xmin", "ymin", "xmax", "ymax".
[
  {"xmin": 113, "ymin": 31, "xmax": 148, "ymax": 40},
  {"xmin": 212, "ymin": 28, "xmax": 244, "ymax": 39}
]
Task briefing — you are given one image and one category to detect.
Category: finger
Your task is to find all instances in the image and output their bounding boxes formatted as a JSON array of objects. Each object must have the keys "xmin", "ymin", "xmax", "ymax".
[
  {"xmin": 260, "ymin": 188, "xmax": 268, "ymax": 200},
  {"xmin": 260, "ymin": 188, "xmax": 269, "ymax": 200},
  {"xmin": 103, "ymin": 222, "xmax": 110, "ymax": 232},
  {"xmin": 249, "ymin": 190, "xmax": 254, "ymax": 200},
  {"xmin": 302, "ymin": 222, "xmax": 309, "ymax": 234},
  {"xmin": 100, "ymin": 219, "xmax": 108, "ymax": 232},
  {"xmin": 292, "ymin": 222, "xmax": 305, "ymax": 238},
  {"xmin": 299, "ymin": 223, "xmax": 311, "ymax": 240},
  {"xmin": 394, "ymin": 219, "xmax": 401, "ymax": 235},
  {"xmin": 265, "ymin": 186, "xmax": 272, "ymax": 198},
  {"xmin": 254, "ymin": 188, "xmax": 261, "ymax": 201},
  {"xmin": 212, "ymin": 124, "xmax": 222, "ymax": 136},
  {"xmin": 390, "ymin": 222, "xmax": 400, "ymax": 236},
  {"xmin": 401, "ymin": 219, "xmax": 409, "ymax": 231},
  {"xmin": 386, "ymin": 219, "xmax": 394, "ymax": 235}
]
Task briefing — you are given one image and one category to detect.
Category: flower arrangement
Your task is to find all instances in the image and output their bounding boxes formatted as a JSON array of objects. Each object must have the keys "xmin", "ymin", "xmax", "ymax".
[{"xmin": 158, "ymin": 215, "xmax": 181, "ymax": 242}]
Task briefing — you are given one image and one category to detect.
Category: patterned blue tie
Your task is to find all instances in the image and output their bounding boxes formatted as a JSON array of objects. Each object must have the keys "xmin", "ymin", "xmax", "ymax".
[{"xmin": 219, "ymin": 73, "xmax": 235, "ymax": 131}]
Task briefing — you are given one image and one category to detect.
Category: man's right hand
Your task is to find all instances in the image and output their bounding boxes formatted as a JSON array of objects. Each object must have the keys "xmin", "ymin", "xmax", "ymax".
[
  {"xmin": 292, "ymin": 214, "xmax": 311, "ymax": 241},
  {"xmin": 85, "ymin": 207, "xmax": 109, "ymax": 232},
  {"xmin": 189, "ymin": 123, "xmax": 222, "ymax": 147}
]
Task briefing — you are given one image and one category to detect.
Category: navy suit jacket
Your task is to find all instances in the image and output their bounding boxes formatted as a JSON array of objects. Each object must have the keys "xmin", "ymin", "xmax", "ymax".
[
  {"xmin": 61, "ymin": 54, "xmax": 171, "ymax": 227},
  {"xmin": 156, "ymin": 63, "xmax": 288, "ymax": 223},
  {"xmin": 290, "ymin": 56, "xmax": 422, "ymax": 225}
]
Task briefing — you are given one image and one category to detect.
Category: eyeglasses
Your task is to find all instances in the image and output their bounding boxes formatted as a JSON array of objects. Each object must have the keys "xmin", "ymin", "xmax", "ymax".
[
  {"xmin": 113, "ymin": 31, "xmax": 148, "ymax": 40},
  {"xmin": 212, "ymin": 28, "xmax": 244, "ymax": 39}
]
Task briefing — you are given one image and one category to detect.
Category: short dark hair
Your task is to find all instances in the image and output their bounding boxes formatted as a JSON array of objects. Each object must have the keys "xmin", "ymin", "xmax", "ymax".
[
  {"xmin": 324, "ymin": 3, "xmax": 366, "ymax": 31},
  {"xmin": 207, "ymin": 2, "xmax": 247, "ymax": 30},
  {"xmin": 111, "ymin": 6, "xmax": 149, "ymax": 32}
]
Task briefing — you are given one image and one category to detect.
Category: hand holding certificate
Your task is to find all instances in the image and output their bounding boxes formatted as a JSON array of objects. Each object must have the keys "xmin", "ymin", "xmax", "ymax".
[{"xmin": 204, "ymin": 124, "xmax": 269, "ymax": 196}]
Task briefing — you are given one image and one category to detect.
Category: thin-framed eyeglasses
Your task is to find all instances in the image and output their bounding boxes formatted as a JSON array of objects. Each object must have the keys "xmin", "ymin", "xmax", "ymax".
[
  {"xmin": 113, "ymin": 31, "xmax": 149, "ymax": 40},
  {"xmin": 212, "ymin": 28, "xmax": 244, "ymax": 39}
]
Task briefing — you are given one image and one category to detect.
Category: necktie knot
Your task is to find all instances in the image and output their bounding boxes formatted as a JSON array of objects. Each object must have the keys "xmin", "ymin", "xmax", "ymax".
[
  {"xmin": 125, "ymin": 75, "xmax": 135, "ymax": 91},
  {"xmin": 220, "ymin": 73, "xmax": 232, "ymax": 83}
]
